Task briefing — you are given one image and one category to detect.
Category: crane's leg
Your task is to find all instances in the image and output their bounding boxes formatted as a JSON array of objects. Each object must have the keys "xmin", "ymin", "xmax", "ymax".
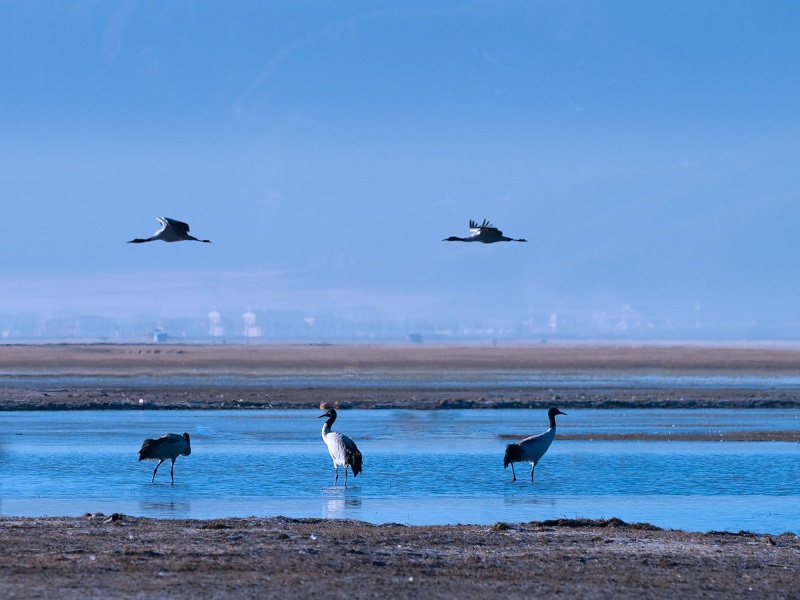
[
  {"xmin": 152, "ymin": 459, "xmax": 165, "ymax": 483},
  {"xmin": 344, "ymin": 467, "xmax": 348, "ymax": 486},
  {"xmin": 511, "ymin": 463, "xmax": 516, "ymax": 482},
  {"xmin": 170, "ymin": 458, "xmax": 176, "ymax": 485},
  {"xmin": 334, "ymin": 465, "xmax": 339, "ymax": 485},
  {"xmin": 530, "ymin": 464, "xmax": 535, "ymax": 482}
]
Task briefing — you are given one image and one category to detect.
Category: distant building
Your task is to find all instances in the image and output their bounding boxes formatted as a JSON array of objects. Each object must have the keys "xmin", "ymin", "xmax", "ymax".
[
  {"xmin": 153, "ymin": 330, "xmax": 168, "ymax": 342},
  {"xmin": 242, "ymin": 311, "xmax": 262, "ymax": 338},
  {"xmin": 208, "ymin": 310, "xmax": 224, "ymax": 338}
]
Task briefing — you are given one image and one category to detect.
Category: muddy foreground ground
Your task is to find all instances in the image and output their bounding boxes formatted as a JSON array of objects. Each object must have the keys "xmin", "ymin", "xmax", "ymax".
[
  {"xmin": 1, "ymin": 343, "xmax": 799, "ymax": 597},
  {"xmin": 0, "ymin": 515, "xmax": 798, "ymax": 599}
]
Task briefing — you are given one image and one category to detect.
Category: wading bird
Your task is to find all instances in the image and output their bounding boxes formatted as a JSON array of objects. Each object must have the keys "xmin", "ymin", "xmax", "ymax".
[
  {"xmin": 503, "ymin": 407, "xmax": 565, "ymax": 482},
  {"xmin": 128, "ymin": 217, "xmax": 211, "ymax": 244},
  {"xmin": 443, "ymin": 219, "xmax": 527, "ymax": 243},
  {"xmin": 319, "ymin": 409, "xmax": 362, "ymax": 485},
  {"xmin": 138, "ymin": 433, "xmax": 192, "ymax": 484}
]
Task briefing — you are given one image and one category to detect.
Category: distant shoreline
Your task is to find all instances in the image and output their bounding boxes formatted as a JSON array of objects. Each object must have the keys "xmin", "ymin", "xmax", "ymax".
[{"xmin": 2, "ymin": 343, "xmax": 800, "ymax": 411}]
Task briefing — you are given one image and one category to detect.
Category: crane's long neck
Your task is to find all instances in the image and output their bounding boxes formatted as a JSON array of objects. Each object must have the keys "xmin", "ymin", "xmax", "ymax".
[
  {"xmin": 322, "ymin": 414, "xmax": 336, "ymax": 436},
  {"xmin": 548, "ymin": 414, "xmax": 558, "ymax": 430}
]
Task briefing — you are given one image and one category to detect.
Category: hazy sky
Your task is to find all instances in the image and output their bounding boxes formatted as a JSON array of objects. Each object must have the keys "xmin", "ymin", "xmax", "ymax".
[{"xmin": 1, "ymin": 1, "xmax": 799, "ymax": 330}]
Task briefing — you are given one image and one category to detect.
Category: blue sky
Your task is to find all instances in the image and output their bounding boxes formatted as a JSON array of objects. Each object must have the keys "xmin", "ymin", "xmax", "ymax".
[{"xmin": 1, "ymin": 1, "xmax": 799, "ymax": 336}]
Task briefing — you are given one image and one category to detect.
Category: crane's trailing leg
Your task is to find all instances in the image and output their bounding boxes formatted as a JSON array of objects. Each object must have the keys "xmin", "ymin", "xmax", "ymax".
[
  {"xmin": 511, "ymin": 463, "xmax": 517, "ymax": 482},
  {"xmin": 530, "ymin": 464, "xmax": 535, "ymax": 482},
  {"xmin": 151, "ymin": 459, "xmax": 166, "ymax": 483}
]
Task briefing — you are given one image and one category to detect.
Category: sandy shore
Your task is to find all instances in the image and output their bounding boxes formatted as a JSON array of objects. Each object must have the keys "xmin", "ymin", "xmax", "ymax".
[
  {"xmin": 2, "ymin": 343, "xmax": 800, "ymax": 413},
  {"xmin": 0, "ymin": 515, "xmax": 797, "ymax": 599},
  {"xmin": 2, "ymin": 344, "xmax": 799, "ymax": 596},
  {"xmin": 4, "ymin": 342, "xmax": 800, "ymax": 373}
]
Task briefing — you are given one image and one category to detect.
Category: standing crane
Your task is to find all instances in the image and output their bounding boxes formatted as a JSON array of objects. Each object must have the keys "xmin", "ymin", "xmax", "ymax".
[
  {"xmin": 138, "ymin": 433, "xmax": 192, "ymax": 484},
  {"xmin": 443, "ymin": 219, "xmax": 527, "ymax": 243},
  {"xmin": 503, "ymin": 407, "xmax": 565, "ymax": 482},
  {"xmin": 319, "ymin": 409, "xmax": 363, "ymax": 485},
  {"xmin": 128, "ymin": 217, "xmax": 211, "ymax": 243}
]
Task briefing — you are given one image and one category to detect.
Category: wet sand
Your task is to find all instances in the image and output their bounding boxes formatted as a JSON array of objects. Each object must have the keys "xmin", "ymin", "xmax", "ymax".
[{"xmin": 1, "ymin": 343, "xmax": 799, "ymax": 596}]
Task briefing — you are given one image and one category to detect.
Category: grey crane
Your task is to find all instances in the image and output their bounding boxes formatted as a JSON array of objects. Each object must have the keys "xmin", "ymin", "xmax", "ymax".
[
  {"xmin": 319, "ymin": 409, "xmax": 363, "ymax": 485},
  {"xmin": 443, "ymin": 219, "xmax": 527, "ymax": 243},
  {"xmin": 128, "ymin": 217, "xmax": 211, "ymax": 243},
  {"xmin": 503, "ymin": 407, "xmax": 565, "ymax": 482},
  {"xmin": 138, "ymin": 432, "xmax": 192, "ymax": 484}
]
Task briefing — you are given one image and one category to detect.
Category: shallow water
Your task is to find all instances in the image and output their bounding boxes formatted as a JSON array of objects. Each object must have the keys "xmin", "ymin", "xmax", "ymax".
[
  {"xmin": 1, "ymin": 409, "xmax": 798, "ymax": 533},
  {"xmin": 4, "ymin": 370, "xmax": 800, "ymax": 389}
]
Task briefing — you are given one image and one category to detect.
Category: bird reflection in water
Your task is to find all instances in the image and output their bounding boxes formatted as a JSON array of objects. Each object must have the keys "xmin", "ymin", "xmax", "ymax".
[
  {"xmin": 323, "ymin": 497, "xmax": 363, "ymax": 520},
  {"xmin": 138, "ymin": 501, "xmax": 192, "ymax": 517}
]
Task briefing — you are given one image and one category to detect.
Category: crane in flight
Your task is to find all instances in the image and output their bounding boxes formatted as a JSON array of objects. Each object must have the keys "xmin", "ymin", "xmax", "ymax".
[
  {"xmin": 128, "ymin": 217, "xmax": 211, "ymax": 244},
  {"xmin": 443, "ymin": 219, "xmax": 527, "ymax": 244}
]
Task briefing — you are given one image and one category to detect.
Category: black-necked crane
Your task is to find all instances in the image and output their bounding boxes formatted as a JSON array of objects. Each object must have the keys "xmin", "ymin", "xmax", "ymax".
[
  {"xmin": 503, "ymin": 407, "xmax": 565, "ymax": 482},
  {"xmin": 128, "ymin": 217, "xmax": 211, "ymax": 244},
  {"xmin": 319, "ymin": 409, "xmax": 362, "ymax": 485},
  {"xmin": 138, "ymin": 433, "xmax": 192, "ymax": 484},
  {"xmin": 443, "ymin": 219, "xmax": 527, "ymax": 243}
]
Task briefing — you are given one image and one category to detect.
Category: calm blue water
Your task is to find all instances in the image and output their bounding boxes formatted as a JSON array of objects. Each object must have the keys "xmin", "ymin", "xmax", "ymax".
[{"xmin": 0, "ymin": 409, "xmax": 798, "ymax": 533}]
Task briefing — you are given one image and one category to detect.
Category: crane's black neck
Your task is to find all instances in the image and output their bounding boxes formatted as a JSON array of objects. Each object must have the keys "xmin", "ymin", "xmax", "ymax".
[
  {"xmin": 322, "ymin": 409, "xmax": 337, "ymax": 430},
  {"xmin": 548, "ymin": 410, "xmax": 563, "ymax": 429}
]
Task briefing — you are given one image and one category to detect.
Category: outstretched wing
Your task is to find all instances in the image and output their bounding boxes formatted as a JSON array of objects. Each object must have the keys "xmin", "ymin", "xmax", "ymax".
[
  {"xmin": 162, "ymin": 217, "xmax": 191, "ymax": 238},
  {"xmin": 469, "ymin": 219, "xmax": 502, "ymax": 237}
]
